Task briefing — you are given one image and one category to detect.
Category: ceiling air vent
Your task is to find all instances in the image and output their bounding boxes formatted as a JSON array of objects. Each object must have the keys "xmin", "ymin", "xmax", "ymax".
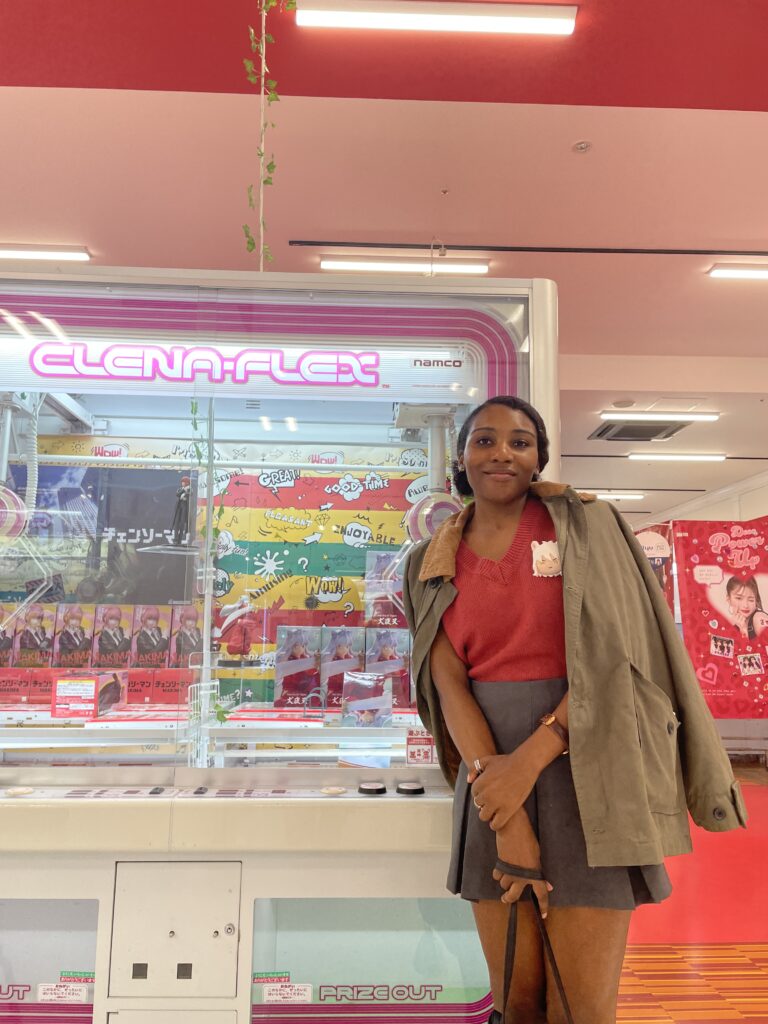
[
  {"xmin": 245, "ymin": 400, "xmax": 262, "ymax": 411},
  {"xmin": 588, "ymin": 420, "xmax": 687, "ymax": 442}
]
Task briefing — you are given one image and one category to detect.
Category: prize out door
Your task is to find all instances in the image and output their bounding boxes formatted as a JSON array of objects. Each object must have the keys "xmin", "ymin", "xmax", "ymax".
[{"xmin": 109, "ymin": 862, "xmax": 242, "ymax": 998}]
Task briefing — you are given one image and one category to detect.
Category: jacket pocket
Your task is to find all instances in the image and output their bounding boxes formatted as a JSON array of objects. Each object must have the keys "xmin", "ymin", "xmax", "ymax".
[{"xmin": 630, "ymin": 662, "xmax": 681, "ymax": 815}]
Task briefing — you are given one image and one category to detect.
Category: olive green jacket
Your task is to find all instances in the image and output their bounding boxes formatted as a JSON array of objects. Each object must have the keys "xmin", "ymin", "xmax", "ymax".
[{"xmin": 402, "ymin": 482, "xmax": 747, "ymax": 868}]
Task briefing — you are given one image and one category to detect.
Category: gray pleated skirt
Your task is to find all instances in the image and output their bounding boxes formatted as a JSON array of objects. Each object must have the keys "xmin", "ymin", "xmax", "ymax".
[{"xmin": 448, "ymin": 677, "xmax": 672, "ymax": 909}]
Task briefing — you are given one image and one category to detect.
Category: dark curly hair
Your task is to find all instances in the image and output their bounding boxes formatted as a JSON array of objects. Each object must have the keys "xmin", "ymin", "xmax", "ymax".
[{"xmin": 452, "ymin": 396, "xmax": 550, "ymax": 498}]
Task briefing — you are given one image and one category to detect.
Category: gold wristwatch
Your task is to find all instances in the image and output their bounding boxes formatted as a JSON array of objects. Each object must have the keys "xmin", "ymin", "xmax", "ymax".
[{"xmin": 539, "ymin": 712, "xmax": 569, "ymax": 753}]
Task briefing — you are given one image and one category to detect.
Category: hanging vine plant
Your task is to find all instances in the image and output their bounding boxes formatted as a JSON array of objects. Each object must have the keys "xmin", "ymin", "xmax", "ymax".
[{"xmin": 243, "ymin": 0, "xmax": 296, "ymax": 270}]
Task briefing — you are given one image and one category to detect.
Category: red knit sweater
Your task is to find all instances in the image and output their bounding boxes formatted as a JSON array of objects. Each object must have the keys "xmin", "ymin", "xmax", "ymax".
[{"xmin": 441, "ymin": 496, "xmax": 567, "ymax": 682}]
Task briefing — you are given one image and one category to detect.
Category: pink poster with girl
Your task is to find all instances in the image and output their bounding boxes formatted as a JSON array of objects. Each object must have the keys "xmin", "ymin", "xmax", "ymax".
[{"xmin": 674, "ymin": 516, "xmax": 768, "ymax": 718}]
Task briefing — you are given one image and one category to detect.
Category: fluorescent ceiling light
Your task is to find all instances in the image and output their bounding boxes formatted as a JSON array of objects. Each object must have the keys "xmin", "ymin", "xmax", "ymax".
[
  {"xmin": 627, "ymin": 453, "xmax": 726, "ymax": 463},
  {"xmin": 285, "ymin": 417, "xmax": 298, "ymax": 432},
  {"xmin": 296, "ymin": 0, "xmax": 577, "ymax": 34},
  {"xmin": 0, "ymin": 245, "xmax": 90, "ymax": 262},
  {"xmin": 594, "ymin": 493, "xmax": 645, "ymax": 501},
  {"xmin": 600, "ymin": 411, "xmax": 720, "ymax": 423},
  {"xmin": 260, "ymin": 416, "xmax": 272, "ymax": 431},
  {"xmin": 320, "ymin": 258, "xmax": 489, "ymax": 275},
  {"xmin": 709, "ymin": 264, "xmax": 768, "ymax": 280}
]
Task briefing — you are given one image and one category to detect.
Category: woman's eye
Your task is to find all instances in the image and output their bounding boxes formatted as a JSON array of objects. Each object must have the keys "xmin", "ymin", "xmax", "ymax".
[{"xmin": 513, "ymin": 439, "xmax": 530, "ymax": 447}]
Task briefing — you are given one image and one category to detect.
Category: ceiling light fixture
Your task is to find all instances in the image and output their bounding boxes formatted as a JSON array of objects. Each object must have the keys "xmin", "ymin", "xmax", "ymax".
[
  {"xmin": 708, "ymin": 264, "xmax": 768, "ymax": 280},
  {"xmin": 600, "ymin": 411, "xmax": 720, "ymax": 423},
  {"xmin": 594, "ymin": 493, "xmax": 645, "ymax": 501},
  {"xmin": 0, "ymin": 245, "xmax": 91, "ymax": 262},
  {"xmin": 320, "ymin": 258, "xmax": 489, "ymax": 275},
  {"xmin": 296, "ymin": 0, "xmax": 577, "ymax": 34},
  {"xmin": 260, "ymin": 416, "xmax": 272, "ymax": 431},
  {"xmin": 627, "ymin": 453, "xmax": 726, "ymax": 463},
  {"xmin": 285, "ymin": 417, "xmax": 298, "ymax": 432}
]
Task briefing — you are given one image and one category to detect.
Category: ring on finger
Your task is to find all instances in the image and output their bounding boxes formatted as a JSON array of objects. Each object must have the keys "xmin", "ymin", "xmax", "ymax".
[{"xmin": 473, "ymin": 796, "xmax": 482, "ymax": 810}]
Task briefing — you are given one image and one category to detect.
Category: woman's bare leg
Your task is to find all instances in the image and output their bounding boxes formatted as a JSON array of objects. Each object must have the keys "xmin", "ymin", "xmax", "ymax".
[
  {"xmin": 472, "ymin": 899, "xmax": 547, "ymax": 1022},
  {"xmin": 543, "ymin": 907, "xmax": 632, "ymax": 1024}
]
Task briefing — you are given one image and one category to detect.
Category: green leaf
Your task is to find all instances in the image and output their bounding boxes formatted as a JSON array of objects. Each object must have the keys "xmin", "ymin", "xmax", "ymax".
[
  {"xmin": 265, "ymin": 32, "xmax": 275, "ymax": 44},
  {"xmin": 284, "ymin": 0, "xmax": 297, "ymax": 9},
  {"xmin": 248, "ymin": 25, "xmax": 259, "ymax": 51},
  {"xmin": 247, "ymin": 184, "xmax": 256, "ymax": 209},
  {"xmin": 267, "ymin": 79, "xmax": 277, "ymax": 90},
  {"xmin": 193, "ymin": 442, "xmax": 203, "ymax": 464},
  {"xmin": 213, "ymin": 702, "xmax": 229, "ymax": 724},
  {"xmin": 267, "ymin": 91, "xmax": 279, "ymax": 104},
  {"xmin": 243, "ymin": 223, "xmax": 257, "ymax": 253},
  {"xmin": 263, "ymin": 243, "xmax": 274, "ymax": 263},
  {"xmin": 266, "ymin": 159, "xmax": 276, "ymax": 174}
]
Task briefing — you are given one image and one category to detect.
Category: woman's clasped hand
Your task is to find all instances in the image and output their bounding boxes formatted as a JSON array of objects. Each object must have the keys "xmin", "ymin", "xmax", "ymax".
[
  {"xmin": 493, "ymin": 813, "xmax": 553, "ymax": 916},
  {"xmin": 468, "ymin": 749, "xmax": 540, "ymax": 831}
]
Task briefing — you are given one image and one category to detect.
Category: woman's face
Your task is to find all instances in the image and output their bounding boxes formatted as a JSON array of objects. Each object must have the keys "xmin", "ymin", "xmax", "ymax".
[
  {"xmin": 381, "ymin": 643, "xmax": 395, "ymax": 658},
  {"xmin": 335, "ymin": 643, "xmax": 351, "ymax": 659},
  {"xmin": 461, "ymin": 405, "xmax": 540, "ymax": 505},
  {"xmin": 731, "ymin": 586, "xmax": 757, "ymax": 616},
  {"xmin": 145, "ymin": 617, "xmax": 158, "ymax": 629},
  {"xmin": 28, "ymin": 616, "xmax": 42, "ymax": 629},
  {"xmin": 106, "ymin": 616, "xmax": 120, "ymax": 629},
  {"xmin": 69, "ymin": 616, "xmax": 82, "ymax": 627},
  {"xmin": 291, "ymin": 642, "xmax": 306, "ymax": 658}
]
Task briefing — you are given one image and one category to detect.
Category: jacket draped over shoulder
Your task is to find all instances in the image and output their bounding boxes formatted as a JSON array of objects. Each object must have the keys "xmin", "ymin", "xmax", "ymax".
[{"xmin": 402, "ymin": 481, "xmax": 747, "ymax": 868}]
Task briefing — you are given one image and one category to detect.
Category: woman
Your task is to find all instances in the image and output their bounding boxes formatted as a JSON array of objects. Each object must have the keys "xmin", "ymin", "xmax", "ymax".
[
  {"xmin": 725, "ymin": 575, "xmax": 768, "ymax": 639},
  {"xmin": 402, "ymin": 396, "xmax": 746, "ymax": 1024}
]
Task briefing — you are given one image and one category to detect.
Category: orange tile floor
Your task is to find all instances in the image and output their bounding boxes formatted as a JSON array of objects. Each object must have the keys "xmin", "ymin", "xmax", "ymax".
[{"xmin": 618, "ymin": 767, "xmax": 768, "ymax": 1023}]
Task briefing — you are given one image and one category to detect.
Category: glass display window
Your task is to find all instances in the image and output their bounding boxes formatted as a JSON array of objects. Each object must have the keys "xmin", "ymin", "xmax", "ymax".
[{"xmin": 0, "ymin": 273, "xmax": 554, "ymax": 783}]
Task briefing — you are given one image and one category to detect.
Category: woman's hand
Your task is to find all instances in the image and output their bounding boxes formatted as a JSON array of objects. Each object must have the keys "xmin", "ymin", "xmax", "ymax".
[
  {"xmin": 469, "ymin": 749, "xmax": 540, "ymax": 832},
  {"xmin": 494, "ymin": 812, "xmax": 553, "ymax": 917},
  {"xmin": 733, "ymin": 610, "xmax": 750, "ymax": 637}
]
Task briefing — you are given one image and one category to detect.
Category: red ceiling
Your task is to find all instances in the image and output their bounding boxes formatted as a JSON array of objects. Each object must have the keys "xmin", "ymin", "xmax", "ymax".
[{"xmin": 1, "ymin": 0, "xmax": 767, "ymax": 110}]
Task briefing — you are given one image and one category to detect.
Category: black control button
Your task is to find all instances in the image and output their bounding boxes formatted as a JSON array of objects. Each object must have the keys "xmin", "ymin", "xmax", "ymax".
[
  {"xmin": 358, "ymin": 781, "xmax": 387, "ymax": 796},
  {"xmin": 397, "ymin": 782, "xmax": 425, "ymax": 796},
  {"xmin": 713, "ymin": 806, "xmax": 727, "ymax": 821}
]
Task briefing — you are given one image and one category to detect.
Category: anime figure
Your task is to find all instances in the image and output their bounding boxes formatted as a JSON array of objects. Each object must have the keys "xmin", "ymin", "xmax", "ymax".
[
  {"xmin": 366, "ymin": 628, "xmax": 411, "ymax": 708},
  {"xmin": 170, "ymin": 476, "xmax": 191, "ymax": 546},
  {"xmin": 174, "ymin": 606, "xmax": 203, "ymax": 667},
  {"xmin": 321, "ymin": 627, "xmax": 363, "ymax": 690},
  {"xmin": 97, "ymin": 606, "xmax": 132, "ymax": 662},
  {"xmin": 18, "ymin": 604, "xmax": 53, "ymax": 657},
  {"xmin": 213, "ymin": 596, "xmax": 261, "ymax": 660},
  {"xmin": 0, "ymin": 607, "xmax": 14, "ymax": 666},
  {"xmin": 58, "ymin": 606, "xmax": 93, "ymax": 667},
  {"xmin": 134, "ymin": 606, "xmax": 169, "ymax": 668},
  {"xmin": 274, "ymin": 627, "xmax": 321, "ymax": 707}
]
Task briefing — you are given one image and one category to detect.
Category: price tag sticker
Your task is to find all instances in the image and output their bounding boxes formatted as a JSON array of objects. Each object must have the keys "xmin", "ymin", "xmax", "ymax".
[
  {"xmin": 406, "ymin": 728, "xmax": 437, "ymax": 765},
  {"xmin": 38, "ymin": 983, "xmax": 88, "ymax": 1003},
  {"xmin": 263, "ymin": 983, "xmax": 313, "ymax": 1003}
]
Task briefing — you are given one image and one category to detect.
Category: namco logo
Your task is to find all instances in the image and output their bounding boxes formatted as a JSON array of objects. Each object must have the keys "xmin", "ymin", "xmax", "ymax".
[
  {"xmin": 412, "ymin": 358, "xmax": 463, "ymax": 368},
  {"xmin": 92, "ymin": 443, "xmax": 128, "ymax": 458}
]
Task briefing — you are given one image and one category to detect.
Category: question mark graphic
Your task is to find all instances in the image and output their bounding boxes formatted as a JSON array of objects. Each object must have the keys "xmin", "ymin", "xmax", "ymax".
[
  {"xmin": 298, "ymin": 556, "xmax": 309, "ymax": 572},
  {"xmin": 343, "ymin": 602, "xmax": 354, "ymax": 617}
]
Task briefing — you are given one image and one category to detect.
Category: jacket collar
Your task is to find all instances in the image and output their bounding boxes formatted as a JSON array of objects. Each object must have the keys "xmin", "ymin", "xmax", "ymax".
[{"xmin": 417, "ymin": 481, "xmax": 595, "ymax": 582}]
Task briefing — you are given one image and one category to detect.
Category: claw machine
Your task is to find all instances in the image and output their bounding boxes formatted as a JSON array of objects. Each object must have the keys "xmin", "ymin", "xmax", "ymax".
[{"xmin": 0, "ymin": 270, "xmax": 558, "ymax": 1024}]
